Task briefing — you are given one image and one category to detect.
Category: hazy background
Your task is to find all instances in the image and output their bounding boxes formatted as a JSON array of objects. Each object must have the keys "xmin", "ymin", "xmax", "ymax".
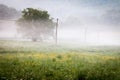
[{"xmin": 0, "ymin": 0, "xmax": 120, "ymax": 45}]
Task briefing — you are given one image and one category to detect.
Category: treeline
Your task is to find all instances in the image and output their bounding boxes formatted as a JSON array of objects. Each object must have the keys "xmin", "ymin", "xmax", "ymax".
[{"xmin": 0, "ymin": 4, "xmax": 20, "ymax": 20}]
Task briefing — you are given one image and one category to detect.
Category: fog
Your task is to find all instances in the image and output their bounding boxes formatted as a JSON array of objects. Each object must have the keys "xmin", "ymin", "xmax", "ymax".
[
  {"xmin": 0, "ymin": 0, "xmax": 120, "ymax": 45},
  {"xmin": 0, "ymin": 21, "xmax": 17, "ymax": 38}
]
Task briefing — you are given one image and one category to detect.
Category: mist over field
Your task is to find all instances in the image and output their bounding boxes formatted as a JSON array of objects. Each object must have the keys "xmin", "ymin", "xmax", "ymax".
[
  {"xmin": 0, "ymin": 1, "xmax": 120, "ymax": 80},
  {"xmin": 0, "ymin": 0, "xmax": 120, "ymax": 45}
]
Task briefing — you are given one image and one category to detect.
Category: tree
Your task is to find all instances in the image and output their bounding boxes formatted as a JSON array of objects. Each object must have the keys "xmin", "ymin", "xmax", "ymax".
[
  {"xmin": 0, "ymin": 4, "xmax": 20, "ymax": 20},
  {"xmin": 17, "ymin": 8, "xmax": 55, "ymax": 42},
  {"xmin": 0, "ymin": 4, "xmax": 20, "ymax": 32}
]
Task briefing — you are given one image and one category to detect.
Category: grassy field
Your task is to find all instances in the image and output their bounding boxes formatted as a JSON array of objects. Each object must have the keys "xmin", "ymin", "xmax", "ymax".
[{"xmin": 0, "ymin": 40, "xmax": 120, "ymax": 80}]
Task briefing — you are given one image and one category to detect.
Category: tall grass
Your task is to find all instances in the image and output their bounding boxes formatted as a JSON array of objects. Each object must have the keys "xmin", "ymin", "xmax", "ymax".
[{"xmin": 0, "ymin": 40, "xmax": 120, "ymax": 80}]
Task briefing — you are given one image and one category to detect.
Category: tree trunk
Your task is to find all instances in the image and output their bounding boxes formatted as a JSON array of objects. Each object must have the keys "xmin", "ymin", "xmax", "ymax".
[{"xmin": 32, "ymin": 38, "xmax": 37, "ymax": 42}]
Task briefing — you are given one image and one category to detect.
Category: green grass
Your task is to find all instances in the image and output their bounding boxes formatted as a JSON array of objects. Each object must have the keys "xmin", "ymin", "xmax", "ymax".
[{"xmin": 0, "ymin": 40, "xmax": 120, "ymax": 80}]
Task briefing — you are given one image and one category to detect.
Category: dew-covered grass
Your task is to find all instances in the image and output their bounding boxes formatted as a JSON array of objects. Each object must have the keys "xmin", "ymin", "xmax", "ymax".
[{"xmin": 0, "ymin": 40, "xmax": 120, "ymax": 80}]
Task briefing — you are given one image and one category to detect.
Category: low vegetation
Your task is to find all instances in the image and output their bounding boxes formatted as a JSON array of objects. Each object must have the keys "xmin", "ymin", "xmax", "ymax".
[{"xmin": 0, "ymin": 40, "xmax": 120, "ymax": 80}]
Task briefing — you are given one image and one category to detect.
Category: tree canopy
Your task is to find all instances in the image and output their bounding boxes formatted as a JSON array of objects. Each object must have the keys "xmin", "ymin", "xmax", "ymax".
[
  {"xmin": 22, "ymin": 8, "xmax": 50, "ymax": 21},
  {"xmin": 17, "ymin": 8, "xmax": 55, "ymax": 41},
  {"xmin": 0, "ymin": 4, "xmax": 20, "ymax": 20}
]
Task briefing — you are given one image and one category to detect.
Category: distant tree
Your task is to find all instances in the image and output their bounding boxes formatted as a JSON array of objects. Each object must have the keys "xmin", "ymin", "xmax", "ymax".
[
  {"xmin": 0, "ymin": 4, "xmax": 20, "ymax": 32},
  {"xmin": 0, "ymin": 4, "xmax": 20, "ymax": 20},
  {"xmin": 17, "ymin": 8, "xmax": 55, "ymax": 42}
]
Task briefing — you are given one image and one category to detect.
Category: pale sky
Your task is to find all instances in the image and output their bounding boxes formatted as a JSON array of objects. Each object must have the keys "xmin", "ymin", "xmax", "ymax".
[{"xmin": 0, "ymin": 0, "xmax": 119, "ymax": 20}]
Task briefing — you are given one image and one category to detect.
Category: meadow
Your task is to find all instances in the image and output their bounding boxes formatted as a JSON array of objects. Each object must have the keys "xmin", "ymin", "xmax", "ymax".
[{"xmin": 0, "ymin": 40, "xmax": 120, "ymax": 80}]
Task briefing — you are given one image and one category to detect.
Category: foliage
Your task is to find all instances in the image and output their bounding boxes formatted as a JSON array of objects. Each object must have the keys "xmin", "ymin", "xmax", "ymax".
[
  {"xmin": 17, "ymin": 8, "xmax": 55, "ymax": 41},
  {"xmin": 0, "ymin": 40, "xmax": 120, "ymax": 80},
  {"xmin": 22, "ymin": 8, "xmax": 49, "ymax": 21},
  {"xmin": 0, "ymin": 4, "xmax": 20, "ymax": 20}
]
